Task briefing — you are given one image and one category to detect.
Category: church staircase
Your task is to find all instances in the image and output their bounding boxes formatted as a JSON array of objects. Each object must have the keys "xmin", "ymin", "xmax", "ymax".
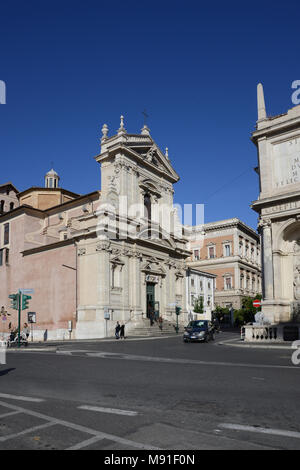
[{"xmin": 129, "ymin": 317, "xmax": 183, "ymax": 337}]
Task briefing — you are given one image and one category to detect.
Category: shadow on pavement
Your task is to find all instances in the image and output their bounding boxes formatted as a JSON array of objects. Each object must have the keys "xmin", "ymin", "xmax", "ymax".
[{"xmin": 0, "ymin": 368, "xmax": 16, "ymax": 376}]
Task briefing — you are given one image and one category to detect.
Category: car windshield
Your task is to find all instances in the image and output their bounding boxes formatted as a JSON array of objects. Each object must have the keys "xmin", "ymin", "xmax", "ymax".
[{"xmin": 187, "ymin": 321, "xmax": 207, "ymax": 328}]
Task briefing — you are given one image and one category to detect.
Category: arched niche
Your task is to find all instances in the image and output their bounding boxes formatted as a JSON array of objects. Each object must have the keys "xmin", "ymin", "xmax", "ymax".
[{"xmin": 274, "ymin": 219, "xmax": 300, "ymax": 302}]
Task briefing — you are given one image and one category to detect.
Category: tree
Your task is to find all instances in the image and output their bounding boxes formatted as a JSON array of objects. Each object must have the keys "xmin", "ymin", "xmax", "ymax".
[
  {"xmin": 234, "ymin": 295, "xmax": 262, "ymax": 326},
  {"xmin": 193, "ymin": 296, "xmax": 204, "ymax": 314}
]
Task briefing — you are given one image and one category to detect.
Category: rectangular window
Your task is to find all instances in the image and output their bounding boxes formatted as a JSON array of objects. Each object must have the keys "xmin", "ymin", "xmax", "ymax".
[
  {"xmin": 3, "ymin": 223, "xmax": 9, "ymax": 245},
  {"xmin": 225, "ymin": 277, "xmax": 232, "ymax": 290},
  {"xmin": 191, "ymin": 277, "xmax": 195, "ymax": 287},
  {"xmin": 5, "ymin": 248, "xmax": 9, "ymax": 265},
  {"xmin": 193, "ymin": 250, "xmax": 200, "ymax": 261},
  {"xmin": 0, "ymin": 249, "xmax": 3, "ymax": 266},
  {"xmin": 225, "ymin": 244, "xmax": 231, "ymax": 256},
  {"xmin": 209, "ymin": 247, "xmax": 215, "ymax": 259}
]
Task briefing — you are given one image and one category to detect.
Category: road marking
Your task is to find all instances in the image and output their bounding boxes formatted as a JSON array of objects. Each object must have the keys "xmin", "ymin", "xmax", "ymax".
[
  {"xmin": 0, "ymin": 411, "xmax": 21, "ymax": 419},
  {"xmin": 67, "ymin": 436, "xmax": 105, "ymax": 450},
  {"xmin": 217, "ymin": 337, "xmax": 241, "ymax": 344},
  {"xmin": 0, "ymin": 422, "xmax": 55, "ymax": 442},
  {"xmin": 86, "ymin": 351, "xmax": 300, "ymax": 370},
  {"xmin": 0, "ymin": 393, "xmax": 45, "ymax": 403},
  {"xmin": 0, "ymin": 400, "xmax": 160, "ymax": 450},
  {"xmin": 78, "ymin": 405, "xmax": 138, "ymax": 416},
  {"xmin": 219, "ymin": 423, "xmax": 300, "ymax": 439}
]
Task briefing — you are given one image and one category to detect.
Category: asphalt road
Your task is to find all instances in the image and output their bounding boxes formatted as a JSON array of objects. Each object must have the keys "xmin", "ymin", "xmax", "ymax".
[{"xmin": 0, "ymin": 332, "xmax": 299, "ymax": 450}]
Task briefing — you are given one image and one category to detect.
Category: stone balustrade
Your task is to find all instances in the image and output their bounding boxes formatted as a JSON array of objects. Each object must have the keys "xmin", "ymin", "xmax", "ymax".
[{"xmin": 242, "ymin": 324, "xmax": 300, "ymax": 342}]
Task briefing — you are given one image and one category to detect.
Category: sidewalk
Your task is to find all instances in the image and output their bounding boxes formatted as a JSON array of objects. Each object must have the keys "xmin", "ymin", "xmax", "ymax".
[
  {"xmin": 6, "ymin": 334, "xmax": 181, "ymax": 352},
  {"xmin": 218, "ymin": 336, "xmax": 295, "ymax": 350}
]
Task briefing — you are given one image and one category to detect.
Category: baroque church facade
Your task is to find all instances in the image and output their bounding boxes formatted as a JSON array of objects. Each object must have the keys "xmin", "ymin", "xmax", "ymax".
[
  {"xmin": 76, "ymin": 119, "xmax": 191, "ymax": 338},
  {"xmin": 0, "ymin": 118, "xmax": 192, "ymax": 340}
]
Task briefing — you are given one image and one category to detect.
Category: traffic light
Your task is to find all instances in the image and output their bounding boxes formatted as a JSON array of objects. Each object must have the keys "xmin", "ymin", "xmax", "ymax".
[
  {"xmin": 22, "ymin": 295, "xmax": 31, "ymax": 311},
  {"xmin": 175, "ymin": 306, "xmax": 181, "ymax": 316},
  {"xmin": 8, "ymin": 294, "xmax": 19, "ymax": 310}
]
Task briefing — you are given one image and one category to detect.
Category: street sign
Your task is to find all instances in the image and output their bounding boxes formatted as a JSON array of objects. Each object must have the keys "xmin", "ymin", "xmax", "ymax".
[
  {"xmin": 253, "ymin": 300, "xmax": 261, "ymax": 308},
  {"xmin": 20, "ymin": 289, "xmax": 34, "ymax": 295},
  {"xmin": 28, "ymin": 312, "xmax": 36, "ymax": 324}
]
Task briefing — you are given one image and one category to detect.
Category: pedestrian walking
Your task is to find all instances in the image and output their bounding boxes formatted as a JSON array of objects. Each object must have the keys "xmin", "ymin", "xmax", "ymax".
[
  {"xmin": 158, "ymin": 316, "xmax": 163, "ymax": 331},
  {"xmin": 115, "ymin": 321, "xmax": 121, "ymax": 339},
  {"xmin": 23, "ymin": 323, "xmax": 30, "ymax": 339},
  {"xmin": 120, "ymin": 323, "xmax": 125, "ymax": 339}
]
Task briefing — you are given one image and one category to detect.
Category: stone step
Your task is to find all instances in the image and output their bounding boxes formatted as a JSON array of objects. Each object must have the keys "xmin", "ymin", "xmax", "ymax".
[{"xmin": 129, "ymin": 319, "xmax": 183, "ymax": 337}]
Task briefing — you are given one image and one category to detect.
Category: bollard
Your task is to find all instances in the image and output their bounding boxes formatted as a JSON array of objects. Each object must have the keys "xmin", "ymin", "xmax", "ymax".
[{"xmin": 0, "ymin": 340, "xmax": 7, "ymax": 365}]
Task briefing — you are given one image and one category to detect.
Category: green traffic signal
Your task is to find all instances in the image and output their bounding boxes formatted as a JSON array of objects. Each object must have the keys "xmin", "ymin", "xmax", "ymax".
[
  {"xmin": 175, "ymin": 306, "xmax": 182, "ymax": 316},
  {"xmin": 21, "ymin": 294, "xmax": 32, "ymax": 311},
  {"xmin": 8, "ymin": 294, "xmax": 19, "ymax": 310}
]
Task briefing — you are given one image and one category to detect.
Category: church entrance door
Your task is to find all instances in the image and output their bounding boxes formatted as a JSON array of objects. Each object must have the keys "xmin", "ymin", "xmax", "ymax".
[{"xmin": 146, "ymin": 283, "xmax": 155, "ymax": 319}]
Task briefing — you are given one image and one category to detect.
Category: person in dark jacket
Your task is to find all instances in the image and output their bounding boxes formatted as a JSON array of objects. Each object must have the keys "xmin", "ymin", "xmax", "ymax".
[
  {"xmin": 115, "ymin": 321, "xmax": 121, "ymax": 339},
  {"xmin": 120, "ymin": 324, "xmax": 125, "ymax": 339}
]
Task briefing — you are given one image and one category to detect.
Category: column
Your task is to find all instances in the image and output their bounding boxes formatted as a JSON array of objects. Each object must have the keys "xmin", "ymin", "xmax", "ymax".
[{"xmin": 260, "ymin": 219, "xmax": 274, "ymax": 300}]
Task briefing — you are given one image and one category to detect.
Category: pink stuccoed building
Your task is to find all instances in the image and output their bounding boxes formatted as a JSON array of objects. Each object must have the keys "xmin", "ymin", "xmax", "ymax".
[{"xmin": 0, "ymin": 168, "xmax": 100, "ymax": 340}]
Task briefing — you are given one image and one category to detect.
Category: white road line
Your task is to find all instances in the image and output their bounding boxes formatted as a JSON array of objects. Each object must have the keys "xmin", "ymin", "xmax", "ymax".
[
  {"xmin": 0, "ymin": 400, "xmax": 160, "ymax": 450},
  {"xmin": 0, "ymin": 393, "xmax": 45, "ymax": 403},
  {"xmin": 0, "ymin": 422, "xmax": 56, "ymax": 442},
  {"xmin": 56, "ymin": 351, "xmax": 73, "ymax": 355},
  {"xmin": 78, "ymin": 405, "xmax": 138, "ymax": 416},
  {"xmin": 0, "ymin": 411, "xmax": 21, "ymax": 419},
  {"xmin": 67, "ymin": 436, "xmax": 105, "ymax": 450},
  {"xmin": 86, "ymin": 351, "xmax": 300, "ymax": 370},
  {"xmin": 220, "ymin": 423, "xmax": 300, "ymax": 439}
]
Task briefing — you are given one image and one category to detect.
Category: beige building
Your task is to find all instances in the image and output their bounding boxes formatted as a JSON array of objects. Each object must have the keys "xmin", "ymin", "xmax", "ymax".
[
  {"xmin": 0, "ymin": 118, "xmax": 191, "ymax": 340},
  {"xmin": 186, "ymin": 218, "xmax": 262, "ymax": 309},
  {"xmin": 0, "ymin": 183, "xmax": 19, "ymax": 214},
  {"xmin": 186, "ymin": 268, "xmax": 216, "ymax": 320},
  {"xmin": 251, "ymin": 84, "xmax": 300, "ymax": 324}
]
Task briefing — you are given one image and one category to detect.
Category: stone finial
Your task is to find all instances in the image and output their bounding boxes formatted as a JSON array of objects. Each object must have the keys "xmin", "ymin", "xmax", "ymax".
[
  {"xmin": 118, "ymin": 115, "xmax": 126, "ymax": 135},
  {"xmin": 141, "ymin": 124, "xmax": 150, "ymax": 136},
  {"xmin": 257, "ymin": 83, "xmax": 267, "ymax": 121},
  {"xmin": 165, "ymin": 147, "xmax": 169, "ymax": 159},
  {"xmin": 101, "ymin": 124, "xmax": 109, "ymax": 140}
]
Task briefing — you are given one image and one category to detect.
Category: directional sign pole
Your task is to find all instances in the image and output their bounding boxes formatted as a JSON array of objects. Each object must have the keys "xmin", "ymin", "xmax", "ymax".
[{"xmin": 18, "ymin": 290, "xmax": 21, "ymax": 348}]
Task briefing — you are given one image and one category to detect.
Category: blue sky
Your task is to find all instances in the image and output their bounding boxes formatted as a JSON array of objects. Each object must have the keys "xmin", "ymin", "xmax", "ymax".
[{"xmin": 0, "ymin": 0, "xmax": 299, "ymax": 229}]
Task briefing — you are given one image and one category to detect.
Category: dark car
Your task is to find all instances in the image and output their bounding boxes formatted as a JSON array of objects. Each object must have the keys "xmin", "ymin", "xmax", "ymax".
[{"xmin": 183, "ymin": 320, "xmax": 215, "ymax": 343}]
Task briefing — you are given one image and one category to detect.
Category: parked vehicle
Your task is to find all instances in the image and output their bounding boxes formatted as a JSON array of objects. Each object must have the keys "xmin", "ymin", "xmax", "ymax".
[
  {"xmin": 7, "ymin": 331, "xmax": 28, "ymax": 348},
  {"xmin": 183, "ymin": 320, "xmax": 215, "ymax": 343}
]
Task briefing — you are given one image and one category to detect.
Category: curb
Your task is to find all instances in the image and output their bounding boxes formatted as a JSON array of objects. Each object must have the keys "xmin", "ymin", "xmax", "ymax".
[
  {"xmin": 218, "ymin": 339, "xmax": 293, "ymax": 350},
  {"xmin": 6, "ymin": 335, "xmax": 181, "ymax": 352}
]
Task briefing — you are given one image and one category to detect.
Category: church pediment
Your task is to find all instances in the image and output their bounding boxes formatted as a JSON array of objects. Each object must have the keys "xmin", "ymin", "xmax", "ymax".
[
  {"xmin": 141, "ymin": 260, "xmax": 166, "ymax": 276},
  {"xmin": 139, "ymin": 178, "xmax": 161, "ymax": 197},
  {"xmin": 140, "ymin": 144, "xmax": 179, "ymax": 181},
  {"xmin": 117, "ymin": 142, "xmax": 179, "ymax": 183}
]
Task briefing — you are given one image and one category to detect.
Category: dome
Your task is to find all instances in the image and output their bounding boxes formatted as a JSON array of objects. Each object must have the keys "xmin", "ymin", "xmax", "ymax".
[{"xmin": 45, "ymin": 168, "xmax": 59, "ymax": 177}]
